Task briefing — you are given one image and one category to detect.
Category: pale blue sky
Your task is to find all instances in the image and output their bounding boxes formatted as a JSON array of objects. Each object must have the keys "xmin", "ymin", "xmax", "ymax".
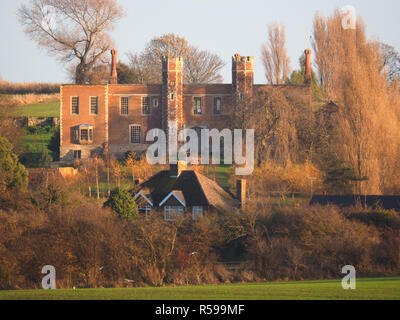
[{"xmin": 1, "ymin": 0, "xmax": 399, "ymax": 84}]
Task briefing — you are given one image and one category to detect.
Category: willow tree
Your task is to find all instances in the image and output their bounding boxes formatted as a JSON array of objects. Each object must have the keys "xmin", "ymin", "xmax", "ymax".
[
  {"xmin": 18, "ymin": 0, "xmax": 125, "ymax": 84},
  {"xmin": 313, "ymin": 10, "xmax": 400, "ymax": 194}
]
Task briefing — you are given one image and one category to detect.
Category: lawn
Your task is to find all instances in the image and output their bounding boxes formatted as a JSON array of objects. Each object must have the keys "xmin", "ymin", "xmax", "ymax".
[
  {"xmin": 1, "ymin": 278, "xmax": 399, "ymax": 300},
  {"xmin": 14, "ymin": 101, "xmax": 60, "ymax": 117},
  {"xmin": 19, "ymin": 126, "xmax": 58, "ymax": 167}
]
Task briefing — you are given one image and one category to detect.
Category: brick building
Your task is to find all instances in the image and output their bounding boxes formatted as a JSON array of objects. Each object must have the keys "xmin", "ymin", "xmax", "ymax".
[{"xmin": 60, "ymin": 49, "xmax": 312, "ymax": 162}]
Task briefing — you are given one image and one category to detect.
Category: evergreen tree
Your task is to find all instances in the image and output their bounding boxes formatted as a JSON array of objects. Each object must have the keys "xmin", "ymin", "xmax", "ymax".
[
  {"xmin": 0, "ymin": 136, "xmax": 28, "ymax": 192},
  {"xmin": 104, "ymin": 188, "xmax": 138, "ymax": 218}
]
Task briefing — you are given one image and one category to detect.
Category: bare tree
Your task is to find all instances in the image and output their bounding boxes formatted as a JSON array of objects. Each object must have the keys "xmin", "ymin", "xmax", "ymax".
[
  {"xmin": 379, "ymin": 42, "xmax": 400, "ymax": 82},
  {"xmin": 183, "ymin": 46, "xmax": 225, "ymax": 83},
  {"xmin": 261, "ymin": 23, "xmax": 291, "ymax": 84},
  {"xmin": 18, "ymin": 0, "xmax": 125, "ymax": 84},
  {"xmin": 127, "ymin": 33, "xmax": 225, "ymax": 84}
]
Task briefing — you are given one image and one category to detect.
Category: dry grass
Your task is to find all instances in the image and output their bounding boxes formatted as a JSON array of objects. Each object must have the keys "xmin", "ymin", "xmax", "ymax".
[
  {"xmin": 0, "ymin": 81, "xmax": 59, "ymax": 95},
  {"xmin": 6, "ymin": 93, "xmax": 59, "ymax": 107}
]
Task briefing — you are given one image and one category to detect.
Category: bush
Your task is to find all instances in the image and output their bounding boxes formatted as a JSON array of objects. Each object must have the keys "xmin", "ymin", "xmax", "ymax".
[
  {"xmin": 347, "ymin": 209, "xmax": 400, "ymax": 230},
  {"xmin": 104, "ymin": 188, "xmax": 138, "ymax": 218},
  {"xmin": 0, "ymin": 136, "xmax": 28, "ymax": 192}
]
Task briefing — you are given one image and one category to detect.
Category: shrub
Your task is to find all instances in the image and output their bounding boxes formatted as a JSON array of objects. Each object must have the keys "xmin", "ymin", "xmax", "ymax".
[
  {"xmin": 0, "ymin": 136, "xmax": 28, "ymax": 192},
  {"xmin": 104, "ymin": 188, "xmax": 138, "ymax": 218}
]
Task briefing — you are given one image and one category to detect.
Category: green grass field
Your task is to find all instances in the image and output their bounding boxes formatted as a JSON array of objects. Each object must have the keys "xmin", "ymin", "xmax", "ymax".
[
  {"xmin": 14, "ymin": 102, "xmax": 60, "ymax": 117},
  {"xmin": 1, "ymin": 278, "xmax": 399, "ymax": 300}
]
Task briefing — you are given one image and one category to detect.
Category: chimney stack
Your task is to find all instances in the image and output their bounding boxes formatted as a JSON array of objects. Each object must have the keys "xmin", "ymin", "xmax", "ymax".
[
  {"xmin": 110, "ymin": 49, "xmax": 118, "ymax": 84},
  {"xmin": 236, "ymin": 179, "xmax": 247, "ymax": 207},
  {"xmin": 304, "ymin": 49, "xmax": 312, "ymax": 85},
  {"xmin": 170, "ymin": 161, "xmax": 186, "ymax": 178}
]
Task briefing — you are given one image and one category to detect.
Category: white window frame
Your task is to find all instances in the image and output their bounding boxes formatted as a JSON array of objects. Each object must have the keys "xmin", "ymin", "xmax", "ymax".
[
  {"xmin": 129, "ymin": 124, "xmax": 142, "ymax": 144},
  {"xmin": 138, "ymin": 206, "xmax": 151, "ymax": 218},
  {"xmin": 89, "ymin": 96, "xmax": 98, "ymax": 115},
  {"xmin": 192, "ymin": 206, "xmax": 203, "ymax": 220},
  {"xmin": 164, "ymin": 206, "xmax": 184, "ymax": 221}
]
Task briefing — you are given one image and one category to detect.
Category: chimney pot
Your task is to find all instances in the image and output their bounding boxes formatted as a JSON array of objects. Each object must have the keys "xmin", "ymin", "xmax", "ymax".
[{"xmin": 304, "ymin": 49, "xmax": 312, "ymax": 85}]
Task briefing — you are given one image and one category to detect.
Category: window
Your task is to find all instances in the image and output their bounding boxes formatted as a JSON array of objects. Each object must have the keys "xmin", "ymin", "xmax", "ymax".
[
  {"xmin": 193, "ymin": 97, "xmax": 202, "ymax": 115},
  {"xmin": 73, "ymin": 125, "xmax": 93, "ymax": 144},
  {"xmin": 192, "ymin": 206, "xmax": 203, "ymax": 220},
  {"xmin": 164, "ymin": 206, "xmax": 184, "ymax": 221},
  {"xmin": 130, "ymin": 125, "xmax": 142, "ymax": 144},
  {"xmin": 90, "ymin": 96, "xmax": 98, "ymax": 115},
  {"xmin": 142, "ymin": 97, "xmax": 151, "ymax": 115},
  {"xmin": 71, "ymin": 96, "xmax": 79, "ymax": 115},
  {"xmin": 213, "ymin": 97, "xmax": 221, "ymax": 115},
  {"xmin": 74, "ymin": 150, "xmax": 81, "ymax": 160},
  {"xmin": 138, "ymin": 207, "xmax": 151, "ymax": 218},
  {"xmin": 170, "ymin": 94, "xmax": 174, "ymax": 101},
  {"xmin": 81, "ymin": 129, "xmax": 89, "ymax": 141},
  {"xmin": 120, "ymin": 97, "xmax": 129, "ymax": 115},
  {"xmin": 153, "ymin": 98, "xmax": 159, "ymax": 108},
  {"xmin": 240, "ymin": 93, "xmax": 245, "ymax": 101}
]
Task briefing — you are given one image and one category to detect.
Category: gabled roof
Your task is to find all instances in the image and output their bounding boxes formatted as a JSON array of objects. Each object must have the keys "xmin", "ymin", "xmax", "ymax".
[
  {"xmin": 134, "ymin": 190, "xmax": 153, "ymax": 207},
  {"xmin": 159, "ymin": 190, "xmax": 186, "ymax": 207},
  {"xmin": 137, "ymin": 170, "xmax": 239, "ymax": 212}
]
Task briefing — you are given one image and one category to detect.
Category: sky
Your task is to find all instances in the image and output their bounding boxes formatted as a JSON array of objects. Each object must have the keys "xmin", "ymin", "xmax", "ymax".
[{"xmin": 1, "ymin": 0, "xmax": 399, "ymax": 84}]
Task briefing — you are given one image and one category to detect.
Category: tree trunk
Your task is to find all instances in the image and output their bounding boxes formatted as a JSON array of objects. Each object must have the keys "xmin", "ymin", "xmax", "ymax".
[{"xmin": 75, "ymin": 63, "xmax": 87, "ymax": 84}]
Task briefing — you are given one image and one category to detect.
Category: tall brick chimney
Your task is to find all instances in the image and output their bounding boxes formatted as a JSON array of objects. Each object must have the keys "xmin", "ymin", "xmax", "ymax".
[
  {"xmin": 304, "ymin": 49, "xmax": 312, "ymax": 85},
  {"xmin": 162, "ymin": 56, "xmax": 184, "ymax": 136},
  {"xmin": 110, "ymin": 49, "xmax": 118, "ymax": 84},
  {"xmin": 232, "ymin": 54, "xmax": 254, "ymax": 107}
]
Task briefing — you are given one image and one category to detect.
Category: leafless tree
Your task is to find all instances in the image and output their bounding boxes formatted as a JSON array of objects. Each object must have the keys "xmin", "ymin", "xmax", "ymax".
[
  {"xmin": 18, "ymin": 0, "xmax": 125, "ymax": 84},
  {"xmin": 127, "ymin": 33, "xmax": 225, "ymax": 84},
  {"xmin": 379, "ymin": 43, "xmax": 400, "ymax": 82},
  {"xmin": 184, "ymin": 46, "xmax": 224, "ymax": 83},
  {"xmin": 261, "ymin": 23, "xmax": 291, "ymax": 84}
]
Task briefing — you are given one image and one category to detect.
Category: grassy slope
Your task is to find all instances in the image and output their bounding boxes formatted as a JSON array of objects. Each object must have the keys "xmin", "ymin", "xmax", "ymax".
[
  {"xmin": 14, "ymin": 102, "xmax": 60, "ymax": 117},
  {"xmin": 1, "ymin": 278, "xmax": 400, "ymax": 300}
]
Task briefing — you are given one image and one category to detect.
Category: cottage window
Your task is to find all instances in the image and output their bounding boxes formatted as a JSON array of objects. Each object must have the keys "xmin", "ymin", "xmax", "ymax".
[
  {"xmin": 90, "ymin": 96, "xmax": 98, "ymax": 115},
  {"xmin": 193, "ymin": 97, "xmax": 202, "ymax": 115},
  {"xmin": 138, "ymin": 206, "xmax": 151, "ymax": 218},
  {"xmin": 192, "ymin": 206, "xmax": 203, "ymax": 220},
  {"xmin": 71, "ymin": 96, "xmax": 79, "ymax": 115},
  {"xmin": 142, "ymin": 97, "xmax": 151, "ymax": 115},
  {"xmin": 164, "ymin": 206, "xmax": 183, "ymax": 221},
  {"xmin": 130, "ymin": 125, "xmax": 142, "ymax": 144},
  {"xmin": 74, "ymin": 150, "xmax": 81, "ymax": 160},
  {"xmin": 120, "ymin": 97, "xmax": 129, "ymax": 115}
]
